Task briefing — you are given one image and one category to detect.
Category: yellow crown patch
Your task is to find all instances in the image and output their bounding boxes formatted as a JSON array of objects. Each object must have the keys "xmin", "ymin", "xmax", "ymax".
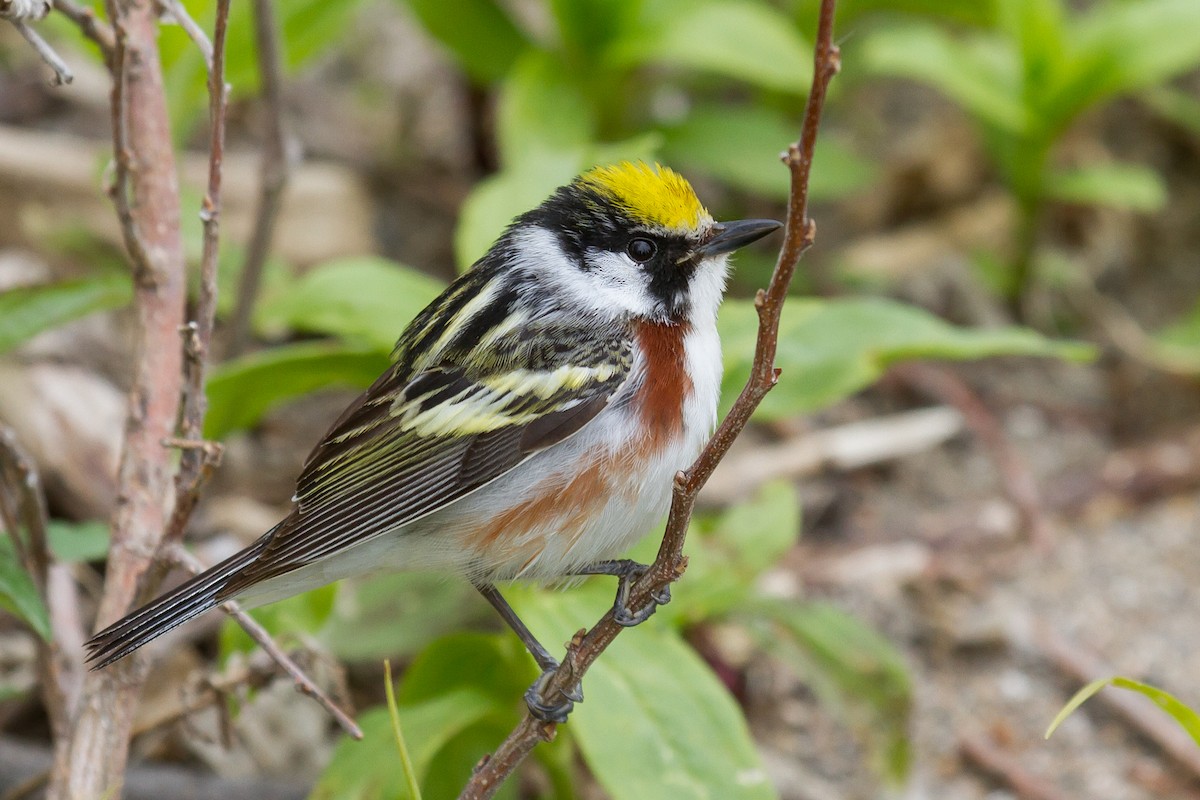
[{"xmin": 578, "ymin": 162, "xmax": 709, "ymax": 232}]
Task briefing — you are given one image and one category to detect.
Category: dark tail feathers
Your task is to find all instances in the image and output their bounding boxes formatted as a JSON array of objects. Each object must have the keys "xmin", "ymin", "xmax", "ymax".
[{"xmin": 85, "ymin": 536, "xmax": 270, "ymax": 669}]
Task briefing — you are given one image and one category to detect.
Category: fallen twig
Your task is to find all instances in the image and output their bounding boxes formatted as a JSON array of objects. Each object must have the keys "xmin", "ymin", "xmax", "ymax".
[
  {"xmin": 960, "ymin": 729, "xmax": 1074, "ymax": 800},
  {"xmin": 457, "ymin": 2, "xmax": 841, "ymax": 797},
  {"xmin": 1035, "ymin": 624, "xmax": 1200, "ymax": 781}
]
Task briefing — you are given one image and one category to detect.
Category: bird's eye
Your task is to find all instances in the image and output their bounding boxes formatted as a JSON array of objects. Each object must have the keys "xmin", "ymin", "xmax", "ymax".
[{"xmin": 627, "ymin": 237, "xmax": 657, "ymax": 263}]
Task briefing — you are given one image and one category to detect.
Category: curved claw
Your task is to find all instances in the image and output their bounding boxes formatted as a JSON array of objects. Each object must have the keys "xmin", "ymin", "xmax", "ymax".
[
  {"xmin": 524, "ymin": 668, "xmax": 583, "ymax": 724},
  {"xmin": 612, "ymin": 564, "xmax": 672, "ymax": 627}
]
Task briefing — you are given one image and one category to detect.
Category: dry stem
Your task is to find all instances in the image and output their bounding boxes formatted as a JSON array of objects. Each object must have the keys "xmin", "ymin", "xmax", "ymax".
[
  {"xmin": 225, "ymin": 0, "xmax": 290, "ymax": 358},
  {"xmin": 457, "ymin": 2, "xmax": 841, "ymax": 797}
]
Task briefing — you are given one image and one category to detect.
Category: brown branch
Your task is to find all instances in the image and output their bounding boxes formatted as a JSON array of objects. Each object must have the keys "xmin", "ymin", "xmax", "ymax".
[
  {"xmin": 225, "ymin": 0, "xmax": 289, "ymax": 358},
  {"xmin": 154, "ymin": 0, "xmax": 230, "ymax": 577},
  {"xmin": 166, "ymin": 546, "xmax": 363, "ymax": 739},
  {"xmin": 45, "ymin": 0, "xmax": 211, "ymax": 794},
  {"xmin": 51, "ymin": 0, "xmax": 116, "ymax": 62},
  {"xmin": 457, "ymin": 3, "xmax": 841, "ymax": 797}
]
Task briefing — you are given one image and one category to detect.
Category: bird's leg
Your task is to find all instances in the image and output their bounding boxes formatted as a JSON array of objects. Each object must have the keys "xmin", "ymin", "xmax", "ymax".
[
  {"xmin": 473, "ymin": 581, "xmax": 582, "ymax": 723},
  {"xmin": 571, "ymin": 559, "xmax": 671, "ymax": 627}
]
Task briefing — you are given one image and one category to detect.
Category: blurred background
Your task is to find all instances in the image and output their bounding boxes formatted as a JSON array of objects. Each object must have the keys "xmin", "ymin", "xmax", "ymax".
[{"xmin": 2, "ymin": 0, "xmax": 1200, "ymax": 798}]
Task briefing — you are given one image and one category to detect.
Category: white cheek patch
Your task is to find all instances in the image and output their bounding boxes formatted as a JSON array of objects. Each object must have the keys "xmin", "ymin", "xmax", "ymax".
[{"xmin": 512, "ymin": 226, "xmax": 658, "ymax": 318}]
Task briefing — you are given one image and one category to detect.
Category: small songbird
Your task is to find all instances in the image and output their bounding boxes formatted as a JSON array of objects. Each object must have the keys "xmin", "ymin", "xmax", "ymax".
[{"xmin": 86, "ymin": 162, "xmax": 780, "ymax": 721}]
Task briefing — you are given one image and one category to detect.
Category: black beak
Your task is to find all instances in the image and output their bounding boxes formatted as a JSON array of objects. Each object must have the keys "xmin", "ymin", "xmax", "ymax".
[{"xmin": 698, "ymin": 218, "xmax": 783, "ymax": 257}]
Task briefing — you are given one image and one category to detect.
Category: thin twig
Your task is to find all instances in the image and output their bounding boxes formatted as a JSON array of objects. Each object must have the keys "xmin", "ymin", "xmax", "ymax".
[
  {"xmin": 51, "ymin": 0, "xmax": 116, "ymax": 61},
  {"xmin": 0, "ymin": 427, "xmax": 74, "ymax": 742},
  {"xmin": 225, "ymin": 0, "xmax": 289, "ymax": 358},
  {"xmin": 10, "ymin": 20, "xmax": 73, "ymax": 85},
  {"xmin": 457, "ymin": 3, "xmax": 841, "ymax": 797},
  {"xmin": 154, "ymin": 0, "xmax": 211, "ymax": 70},
  {"xmin": 167, "ymin": 546, "xmax": 363, "ymax": 739},
  {"xmin": 960, "ymin": 730, "xmax": 1074, "ymax": 800},
  {"xmin": 158, "ymin": 0, "xmax": 228, "ymax": 563},
  {"xmin": 130, "ymin": 656, "xmax": 278, "ymax": 737}
]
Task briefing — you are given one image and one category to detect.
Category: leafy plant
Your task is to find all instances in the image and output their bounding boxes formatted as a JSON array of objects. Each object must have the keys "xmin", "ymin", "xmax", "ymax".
[
  {"xmin": 857, "ymin": 0, "xmax": 1200, "ymax": 306},
  {"xmin": 402, "ymin": 0, "xmax": 874, "ymax": 268},
  {"xmin": 0, "ymin": 275, "xmax": 131, "ymax": 355}
]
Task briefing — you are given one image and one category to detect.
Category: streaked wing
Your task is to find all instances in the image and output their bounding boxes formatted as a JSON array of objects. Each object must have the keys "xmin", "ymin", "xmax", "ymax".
[{"xmin": 218, "ymin": 296, "xmax": 633, "ymax": 598}]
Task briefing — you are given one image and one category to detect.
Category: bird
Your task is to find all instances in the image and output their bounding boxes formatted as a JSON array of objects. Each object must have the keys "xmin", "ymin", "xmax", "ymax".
[{"xmin": 85, "ymin": 161, "xmax": 781, "ymax": 721}]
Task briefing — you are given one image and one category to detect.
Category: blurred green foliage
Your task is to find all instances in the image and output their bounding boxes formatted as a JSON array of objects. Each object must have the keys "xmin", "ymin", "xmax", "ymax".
[
  {"xmin": 856, "ymin": 0, "xmax": 1200, "ymax": 304},
  {"xmin": 1047, "ymin": 676, "xmax": 1200, "ymax": 747}
]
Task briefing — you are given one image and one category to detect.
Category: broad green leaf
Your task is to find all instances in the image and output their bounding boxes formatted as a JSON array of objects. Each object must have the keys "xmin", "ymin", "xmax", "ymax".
[
  {"xmin": 205, "ymin": 342, "xmax": 390, "ymax": 438},
  {"xmin": 512, "ymin": 589, "xmax": 776, "ymax": 800},
  {"xmin": 661, "ymin": 104, "xmax": 875, "ymax": 202},
  {"xmin": 0, "ymin": 536, "xmax": 50, "ymax": 640},
  {"xmin": 1046, "ymin": 163, "xmax": 1167, "ymax": 212},
  {"xmin": 813, "ymin": 0, "xmax": 996, "ymax": 28},
  {"xmin": 496, "ymin": 51, "xmax": 596, "ymax": 167},
  {"xmin": 859, "ymin": 24, "xmax": 1028, "ymax": 134},
  {"xmin": 325, "ymin": 573, "xmax": 485, "ymax": 662},
  {"xmin": 613, "ymin": 1, "xmax": 812, "ymax": 93},
  {"xmin": 46, "ymin": 521, "xmax": 110, "ymax": 563},
  {"xmin": 419, "ymin": 720, "xmax": 521, "ymax": 800},
  {"xmin": 747, "ymin": 600, "xmax": 912, "ymax": 783},
  {"xmin": 0, "ymin": 275, "xmax": 131, "ymax": 354},
  {"xmin": 397, "ymin": 631, "xmax": 536, "ymax": 708},
  {"xmin": 718, "ymin": 297, "xmax": 1093, "ymax": 419},
  {"xmin": 254, "ymin": 257, "xmax": 445, "ymax": 350},
  {"xmin": 405, "ymin": 0, "xmax": 529, "ymax": 83},
  {"xmin": 1046, "ymin": 676, "xmax": 1200, "ymax": 746},
  {"xmin": 549, "ymin": 0, "xmax": 639, "ymax": 65},
  {"xmin": 1073, "ymin": 0, "xmax": 1200, "ymax": 99},
  {"xmin": 219, "ymin": 583, "xmax": 338, "ymax": 662},
  {"xmin": 310, "ymin": 688, "xmax": 500, "ymax": 800}
]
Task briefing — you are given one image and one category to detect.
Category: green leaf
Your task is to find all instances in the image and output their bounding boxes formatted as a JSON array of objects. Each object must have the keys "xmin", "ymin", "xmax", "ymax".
[
  {"xmin": 511, "ymin": 589, "xmax": 776, "ymax": 800},
  {"xmin": 747, "ymin": 600, "xmax": 912, "ymax": 783},
  {"xmin": 254, "ymin": 257, "xmax": 445, "ymax": 350},
  {"xmin": 661, "ymin": 104, "xmax": 875, "ymax": 202},
  {"xmin": 1046, "ymin": 676, "xmax": 1200, "ymax": 746},
  {"xmin": 219, "ymin": 584, "xmax": 338, "ymax": 662},
  {"xmin": 324, "ymin": 573, "xmax": 485, "ymax": 662},
  {"xmin": 1144, "ymin": 85, "xmax": 1200, "ymax": 137},
  {"xmin": 0, "ymin": 275, "xmax": 131, "ymax": 355},
  {"xmin": 46, "ymin": 521, "xmax": 110, "ymax": 563},
  {"xmin": 549, "ymin": 0, "xmax": 639, "ymax": 66},
  {"xmin": 404, "ymin": 0, "xmax": 530, "ymax": 83},
  {"xmin": 310, "ymin": 688, "xmax": 500, "ymax": 800},
  {"xmin": 0, "ymin": 536, "xmax": 50, "ymax": 640},
  {"xmin": 1072, "ymin": 0, "xmax": 1200, "ymax": 100},
  {"xmin": 1046, "ymin": 163, "xmax": 1167, "ymax": 212},
  {"xmin": 398, "ymin": 631, "xmax": 536, "ymax": 708},
  {"xmin": 859, "ymin": 23, "xmax": 1029, "ymax": 134},
  {"xmin": 496, "ymin": 51, "xmax": 596, "ymax": 167},
  {"xmin": 205, "ymin": 342, "xmax": 391, "ymax": 438},
  {"xmin": 718, "ymin": 297, "xmax": 1094, "ymax": 420},
  {"xmin": 613, "ymin": 1, "xmax": 812, "ymax": 93}
]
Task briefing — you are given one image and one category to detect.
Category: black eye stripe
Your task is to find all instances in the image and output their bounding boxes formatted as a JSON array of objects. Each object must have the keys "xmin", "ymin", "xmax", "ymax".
[{"xmin": 627, "ymin": 237, "xmax": 657, "ymax": 263}]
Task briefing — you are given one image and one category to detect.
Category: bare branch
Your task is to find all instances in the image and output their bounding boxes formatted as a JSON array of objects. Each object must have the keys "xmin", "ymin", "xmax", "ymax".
[
  {"xmin": 52, "ymin": 0, "xmax": 116, "ymax": 61},
  {"xmin": 457, "ymin": 2, "xmax": 841, "ymax": 797},
  {"xmin": 154, "ymin": 0, "xmax": 212, "ymax": 71},
  {"xmin": 9, "ymin": 19, "xmax": 73, "ymax": 85},
  {"xmin": 166, "ymin": 546, "xmax": 364, "ymax": 739},
  {"xmin": 225, "ymin": 0, "xmax": 290, "ymax": 358}
]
